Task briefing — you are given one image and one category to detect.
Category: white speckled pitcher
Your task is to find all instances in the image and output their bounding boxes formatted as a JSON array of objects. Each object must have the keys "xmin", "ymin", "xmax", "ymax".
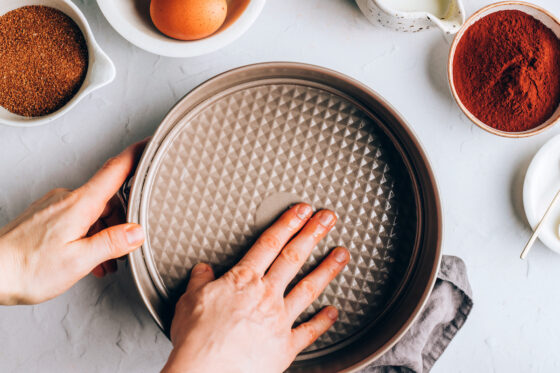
[{"xmin": 356, "ymin": 0, "xmax": 465, "ymax": 34}]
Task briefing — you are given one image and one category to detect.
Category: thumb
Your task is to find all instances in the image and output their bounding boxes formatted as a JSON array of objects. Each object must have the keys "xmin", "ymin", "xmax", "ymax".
[
  {"xmin": 186, "ymin": 263, "xmax": 215, "ymax": 293},
  {"xmin": 75, "ymin": 139, "xmax": 148, "ymax": 224},
  {"xmin": 73, "ymin": 223, "xmax": 145, "ymax": 272}
]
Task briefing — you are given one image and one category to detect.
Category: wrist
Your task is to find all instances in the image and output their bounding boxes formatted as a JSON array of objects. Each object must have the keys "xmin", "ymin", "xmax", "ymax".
[
  {"xmin": 161, "ymin": 348, "xmax": 191, "ymax": 373},
  {"xmin": 162, "ymin": 346, "xmax": 246, "ymax": 373},
  {"xmin": 0, "ymin": 235, "xmax": 23, "ymax": 305},
  {"xmin": 162, "ymin": 346, "xmax": 202, "ymax": 373}
]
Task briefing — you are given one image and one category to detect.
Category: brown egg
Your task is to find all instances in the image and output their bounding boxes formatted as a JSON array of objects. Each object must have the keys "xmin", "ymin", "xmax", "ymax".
[{"xmin": 150, "ymin": 0, "xmax": 228, "ymax": 41}]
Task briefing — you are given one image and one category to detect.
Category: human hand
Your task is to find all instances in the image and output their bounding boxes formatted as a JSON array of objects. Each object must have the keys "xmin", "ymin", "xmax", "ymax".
[
  {"xmin": 0, "ymin": 140, "xmax": 147, "ymax": 305},
  {"xmin": 163, "ymin": 204, "xmax": 349, "ymax": 373}
]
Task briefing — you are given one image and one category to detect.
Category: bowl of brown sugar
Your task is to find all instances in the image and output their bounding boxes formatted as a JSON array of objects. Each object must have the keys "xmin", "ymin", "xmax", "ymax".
[
  {"xmin": 448, "ymin": 2, "xmax": 560, "ymax": 138},
  {"xmin": 0, "ymin": 0, "xmax": 116, "ymax": 127}
]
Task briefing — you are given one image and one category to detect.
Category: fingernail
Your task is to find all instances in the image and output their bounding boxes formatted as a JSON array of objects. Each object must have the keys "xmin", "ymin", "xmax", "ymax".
[
  {"xmin": 333, "ymin": 247, "xmax": 348, "ymax": 263},
  {"xmin": 192, "ymin": 263, "xmax": 208, "ymax": 275},
  {"xmin": 327, "ymin": 307, "xmax": 338, "ymax": 320},
  {"xmin": 319, "ymin": 210, "xmax": 336, "ymax": 227},
  {"xmin": 126, "ymin": 225, "xmax": 145, "ymax": 245},
  {"xmin": 296, "ymin": 204, "xmax": 313, "ymax": 219}
]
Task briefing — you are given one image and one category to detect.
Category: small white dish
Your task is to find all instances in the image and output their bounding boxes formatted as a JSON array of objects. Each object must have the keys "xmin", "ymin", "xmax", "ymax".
[
  {"xmin": 523, "ymin": 134, "xmax": 560, "ymax": 255},
  {"xmin": 0, "ymin": 0, "xmax": 116, "ymax": 127},
  {"xmin": 356, "ymin": 0, "xmax": 465, "ymax": 34},
  {"xmin": 96, "ymin": 0, "xmax": 266, "ymax": 58}
]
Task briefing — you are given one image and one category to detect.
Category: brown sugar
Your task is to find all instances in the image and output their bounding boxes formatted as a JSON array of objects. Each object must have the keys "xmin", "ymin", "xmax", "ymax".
[{"xmin": 0, "ymin": 6, "xmax": 88, "ymax": 117}]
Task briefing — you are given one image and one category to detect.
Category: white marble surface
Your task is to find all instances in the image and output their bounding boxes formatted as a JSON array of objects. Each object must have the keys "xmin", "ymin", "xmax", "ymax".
[{"xmin": 1, "ymin": 0, "xmax": 560, "ymax": 371}]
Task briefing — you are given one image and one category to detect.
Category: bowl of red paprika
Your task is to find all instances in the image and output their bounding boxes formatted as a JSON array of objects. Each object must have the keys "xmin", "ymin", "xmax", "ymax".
[{"xmin": 448, "ymin": 2, "xmax": 560, "ymax": 138}]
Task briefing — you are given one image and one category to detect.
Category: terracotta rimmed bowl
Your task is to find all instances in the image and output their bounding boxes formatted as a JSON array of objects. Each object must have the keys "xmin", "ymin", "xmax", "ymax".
[
  {"xmin": 448, "ymin": 1, "xmax": 560, "ymax": 138},
  {"xmin": 124, "ymin": 62, "xmax": 442, "ymax": 372}
]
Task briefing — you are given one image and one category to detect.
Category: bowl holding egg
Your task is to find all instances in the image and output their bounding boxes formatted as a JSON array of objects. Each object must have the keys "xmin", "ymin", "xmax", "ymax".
[{"xmin": 96, "ymin": 0, "xmax": 265, "ymax": 57}]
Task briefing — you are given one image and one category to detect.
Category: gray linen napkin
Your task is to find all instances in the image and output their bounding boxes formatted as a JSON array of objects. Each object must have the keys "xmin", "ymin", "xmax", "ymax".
[{"xmin": 361, "ymin": 255, "xmax": 473, "ymax": 373}]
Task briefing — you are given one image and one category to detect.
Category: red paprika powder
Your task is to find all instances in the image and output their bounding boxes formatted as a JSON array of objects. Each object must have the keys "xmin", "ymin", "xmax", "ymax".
[{"xmin": 453, "ymin": 10, "xmax": 560, "ymax": 132}]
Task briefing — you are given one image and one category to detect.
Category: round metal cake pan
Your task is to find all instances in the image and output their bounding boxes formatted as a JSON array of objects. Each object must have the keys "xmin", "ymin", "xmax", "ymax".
[{"xmin": 126, "ymin": 62, "xmax": 442, "ymax": 372}]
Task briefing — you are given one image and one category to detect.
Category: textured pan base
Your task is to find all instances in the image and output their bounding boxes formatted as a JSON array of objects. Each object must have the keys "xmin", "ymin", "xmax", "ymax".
[{"xmin": 141, "ymin": 82, "xmax": 417, "ymax": 353}]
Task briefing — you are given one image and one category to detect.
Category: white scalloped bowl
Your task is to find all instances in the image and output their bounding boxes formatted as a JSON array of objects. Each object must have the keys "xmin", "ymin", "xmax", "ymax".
[
  {"xmin": 0, "ymin": 0, "xmax": 116, "ymax": 127},
  {"xmin": 96, "ymin": 0, "xmax": 266, "ymax": 58}
]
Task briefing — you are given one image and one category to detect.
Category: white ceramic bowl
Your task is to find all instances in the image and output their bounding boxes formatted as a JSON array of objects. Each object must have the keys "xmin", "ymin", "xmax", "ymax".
[
  {"xmin": 96, "ymin": 0, "xmax": 266, "ymax": 58},
  {"xmin": 0, "ymin": 0, "xmax": 116, "ymax": 127},
  {"xmin": 523, "ymin": 134, "xmax": 560, "ymax": 255},
  {"xmin": 448, "ymin": 1, "xmax": 560, "ymax": 138}
]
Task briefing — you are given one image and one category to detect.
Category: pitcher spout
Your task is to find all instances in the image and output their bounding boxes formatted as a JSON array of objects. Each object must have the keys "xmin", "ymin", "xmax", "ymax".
[{"xmin": 430, "ymin": 0, "xmax": 465, "ymax": 34}]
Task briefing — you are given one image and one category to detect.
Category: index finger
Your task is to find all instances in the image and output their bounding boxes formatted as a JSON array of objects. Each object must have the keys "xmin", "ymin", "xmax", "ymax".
[
  {"xmin": 236, "ymin": 203, "xmax": 313, "ymax": 276},
  {"xmin": 75, "ymin": 139, "xmax": 148, "ymax": 220},
  {"xmin": 264, "ymin": 209, "xmax": 337, "ymax": 289}
]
